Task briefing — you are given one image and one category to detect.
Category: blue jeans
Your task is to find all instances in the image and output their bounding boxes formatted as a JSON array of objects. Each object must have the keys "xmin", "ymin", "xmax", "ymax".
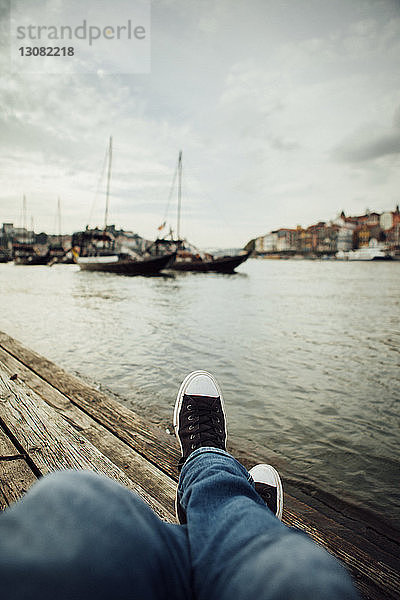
[{"xmin": 0, "ymin": 448, "xmax": 359, "ymax": 600}]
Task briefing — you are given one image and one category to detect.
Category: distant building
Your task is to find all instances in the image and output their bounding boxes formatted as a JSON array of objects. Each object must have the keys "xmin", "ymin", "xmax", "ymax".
[
  {"xmin": 254, "ymin": 231, "xmax": 278, "ymax": 253},
  {"xmin": 2, "ymin": 223, "xmax": 14, "ymax": 235},
  {"xmin": 0, "ymin": 223, "xmax": 13, "ymax": 249},
  {"xmin": 298, "ymin": 227, "xmax": 312, "ymax": 254},
  {"xmin": 380, "ymin": 212, "xmax": 393, "ymax": 231},
  {"xmin": 254, "ymin": 236, "xmax": 265, "ymax": 253},
  {"xmin": 385, "ymin": 205, "xmax": 400, "ymax": 249},
  {"xmin": 12, "ymin": 227, "xmax": 35, "ymax": 243},
  {"xmin": 251, "ymin": 205, "xmax": 400, "ymax": 258},
  {"xmin": 264, "ymin": 231, "xmax": 278, "ymax": 252},
  {"xmin": 337, "ymin": 225, "xmax": 354, "ymax": 251},
  {"xmin": 276, "ymin": 228, "xmax": 297, "ymax": 252}
]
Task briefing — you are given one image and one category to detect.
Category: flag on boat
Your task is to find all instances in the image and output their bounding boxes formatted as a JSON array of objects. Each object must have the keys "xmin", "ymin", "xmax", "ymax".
[{"xmin": 158, "ymin": 222, "xmax": 166, "ymax": 231}]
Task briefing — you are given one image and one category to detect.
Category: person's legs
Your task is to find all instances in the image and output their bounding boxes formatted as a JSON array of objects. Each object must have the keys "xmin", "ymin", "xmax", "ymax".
[
  {"xmin": 174, "ymin": 370, "xmax": 360, "ymax": 600},
  {"xmin": 179, "ymin": 448, "xmax": 359, "ymax": 600},
  {"xmin": 0, "ymin": 470, "xmax": 192, "ymax": 600}
]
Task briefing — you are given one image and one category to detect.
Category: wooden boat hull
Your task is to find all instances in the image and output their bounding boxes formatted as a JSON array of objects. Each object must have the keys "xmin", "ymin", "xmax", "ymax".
[
  {"xmin": 170, "ymin": 251, "xmax": 251, "ymax": 273},
  {"xmin": 78, "ymin": 252, "xmax": 176, "ymax": 275},
  {"xmin": 14, "ymin": 255, "xmax": 50, "ymax": 266}
]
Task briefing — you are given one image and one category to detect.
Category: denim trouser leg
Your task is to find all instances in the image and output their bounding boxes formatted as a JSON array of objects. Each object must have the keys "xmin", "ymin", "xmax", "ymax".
[
  {"xmin": 0, "ymin": 470, "xmax": 192, "ymax": 600},
  {"xmin": 178, "ymin": 448, "xmax": 360, "ymax": 600}
]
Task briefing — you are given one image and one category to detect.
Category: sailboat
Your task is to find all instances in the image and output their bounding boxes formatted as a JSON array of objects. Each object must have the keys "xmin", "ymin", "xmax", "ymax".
[
  {"xmin": 47, "ymin": 198, "xmax": 76, "ymax": 265},
  {"xmin": 150, "ymin": 151, "xmax": 251, "ymax": 273},
  {"xmin": 73, "ymin": 137, "xmax": 176, "ymax": 275},
  {"xmin": 13, "ymin": 196, "xmax": 51, "ymax": 265}
]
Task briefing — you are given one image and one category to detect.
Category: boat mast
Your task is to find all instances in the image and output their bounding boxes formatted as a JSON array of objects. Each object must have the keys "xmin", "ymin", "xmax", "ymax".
[
  {"xmin": 57, "ymin": 197, "xmax": 62, "ymax": 245},
  {"xmin": 22, "ymin": 195, "xmax": 27, "ymax": 243},
  {"xmin": 104, "ymin": 136, "xmax": 113, "ymax": 231},
  {"xmin": 177, "ymin": 150, "xmax": 182, "ymax": 240}
]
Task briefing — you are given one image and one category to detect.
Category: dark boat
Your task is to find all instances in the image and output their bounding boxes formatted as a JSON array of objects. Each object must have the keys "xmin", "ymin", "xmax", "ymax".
[
  {"xmin": 151, "ymin": 151, "xmax": 250, "ymax": 273},
  {"xmin": 72, "ymin": 138, "xmax": 175, "ymax": 276},
  {"xmin": 171, "ymin": 251, "xmax": 251, "ymax": 273},
  {"xmin": 0, "ymin": 249, "xmax": 11, "ymax": 263},
  {"xmin": 72, "ymin": 229, "xmax": 175, "ymax": 275},
  {"xmin": 151, "ymin": 238, "xmax": 250, "ymax": 273},
  {"xmin": 77, "ymin": 253, "xmax": 175, "ymax": 274},
  {"xmin": 13, "ymin": 243, "xmax": 50, "ymax": 265}
]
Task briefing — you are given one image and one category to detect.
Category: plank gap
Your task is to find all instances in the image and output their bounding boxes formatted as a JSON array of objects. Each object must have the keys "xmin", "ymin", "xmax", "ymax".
[{"xmin": 0, "ymin": 417, "xmax": 43, "ymax": 479}]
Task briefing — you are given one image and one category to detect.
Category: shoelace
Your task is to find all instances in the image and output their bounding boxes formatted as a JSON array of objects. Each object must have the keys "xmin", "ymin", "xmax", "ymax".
[{"xmin": 185, "ymin": 396, "xmax": 225, "ymax": 452}]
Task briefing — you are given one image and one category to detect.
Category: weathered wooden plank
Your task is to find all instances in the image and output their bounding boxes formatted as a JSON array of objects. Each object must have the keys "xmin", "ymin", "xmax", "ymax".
[
  {"xmin": 0, "ymin": 421, "xmax": 22, "ymax": 456},
  {"xmin": 0, "ymin": 367, "xmax": 172, "ymax": 521},
  {"xmin": 284, "ymin": 504, "xmax": 399, "ymax": 599},
  {"xmin": 0, "ymin": 457, "xmax": 37, "ymax": 510},
  {"xmin": 0, "ymin": 425, "xmax": 38, "ymax": 509},
  {"xmin": 0, "ymin": 331, "xmax": 180, "ymax": 478},
  {"xmin": 0, "ymin": 348, "xmax": 176, "ymax": 517}
]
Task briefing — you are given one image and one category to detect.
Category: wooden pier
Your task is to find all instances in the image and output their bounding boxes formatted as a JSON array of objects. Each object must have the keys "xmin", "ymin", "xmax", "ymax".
[{"xmin": 0, "ymin": 330, "xmax": 398, "ymax": 599}]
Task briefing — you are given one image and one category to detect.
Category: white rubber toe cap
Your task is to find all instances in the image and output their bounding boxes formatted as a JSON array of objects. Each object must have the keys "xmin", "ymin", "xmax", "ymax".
[
  {"xmin": 250, "ymin": 464, "xmax": 277, "ymax": 487},
  {"xmin": 184, "ymin": 372, "xmax": 220, "ymax": 397}
]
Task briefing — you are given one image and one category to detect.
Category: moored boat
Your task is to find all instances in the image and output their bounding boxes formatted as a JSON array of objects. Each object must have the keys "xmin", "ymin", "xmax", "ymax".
[
  {"xmin": 72, "ymin": 229, "xmax": 175, "ymax": 275},
  {"xmin": 0, "ymin": 249, "xmax": 11, "ymax": 263},
  {"xmin": 171, "ymin": 250, "xmax": 251, "ymax": 273},
  {"xmin": 152, "ymin": 151, "xmax": 250, "ymax": 273},
  {"xmin": 337, "ymin": 243, "xmax": 392, "ymax": 261},
  {"xmin": 76, "ymin": 251, "xmax": 176, "ymax": 275},
  {"xmin": 72, "ymin": 138, "xmax": 175, "ymax": 276},
  {"xmin": 13, "ymin": 243, "xmax": 50, "ymax": 265},
  {"xmin": 151, "ymin": 238, "xmax": 250, "ymax": 273}
]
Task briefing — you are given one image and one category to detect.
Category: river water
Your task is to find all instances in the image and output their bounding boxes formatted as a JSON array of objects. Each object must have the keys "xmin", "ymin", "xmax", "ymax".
[{"xmin": 0, "ymin": 259, "xmax": 399, "ymax": 526}]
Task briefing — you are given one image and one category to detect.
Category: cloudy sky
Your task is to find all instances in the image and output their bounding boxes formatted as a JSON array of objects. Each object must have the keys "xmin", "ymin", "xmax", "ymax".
[{"xmin": 1, "ymin": 0, "xmax": 399, "ymax": 247}]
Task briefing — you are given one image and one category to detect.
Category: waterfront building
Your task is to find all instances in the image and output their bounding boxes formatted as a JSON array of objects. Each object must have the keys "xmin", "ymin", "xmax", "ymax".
[
  {"xmin": 254, "ymin": 231, "xmax": 278, "ymax": 254},
  {"xmin": 355, "ymin": 224, "xmax": 371, "ymax": 248},
  {"xmin": 387, "ymin": 223, "xmax": 400, "ymax": 249},
  {"xmin": 366, "ymin": 212, "xmax": 380, "ymax": 225},
  {"xmin": 319, "ymin": 224, "xmax": 339, "ymax": 254},
  {"xmin": 276, "ymin": 228, "xmax": 297, "ymax": 252},
  {"xmin": 254, "ymin": 236, "xmax": 264, "ymax": 253},
  {"xmin": 264, "ymin": 231, "xmax": 278, "ymax": 252},
  {"xmin": 380, "ymin": 212, "xmax": 393, "ymax": 231},
  {"xmin": 337, "ymin": 225, "xmax": 354, "ymax": 251},
  {"xmin": 332, "ymin": 212, "xmax": 357, "ymax": 251},
  {"xmin": 299, "ymin": 227, "xmax": 313, "ymax": 254},
  {"xmin": 353, "ymin": 222, "xmax": 385, "ymax": 249},
  {"xmin": 385, "ymin": 205, "xmax": 400, "ymax": 250}
]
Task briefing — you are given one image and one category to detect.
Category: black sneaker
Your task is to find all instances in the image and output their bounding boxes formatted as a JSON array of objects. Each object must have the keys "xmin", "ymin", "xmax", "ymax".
[
  {"xmin": 174, "ymin": 371, "xmax": 227, "ymax": 523},
  {"xmin": 249, "ymin": 464, "xmax": 284, "ymax": 520}
]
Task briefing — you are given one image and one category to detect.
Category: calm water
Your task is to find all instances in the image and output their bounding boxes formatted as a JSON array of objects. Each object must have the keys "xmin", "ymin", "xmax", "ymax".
[{"xmin": 0, "ymin": 260, "xmax": 399, "ymax": 525}]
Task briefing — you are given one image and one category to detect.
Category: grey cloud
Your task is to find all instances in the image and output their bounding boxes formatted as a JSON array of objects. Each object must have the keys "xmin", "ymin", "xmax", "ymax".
[
  {"xmin": 335, "ymin": 132, "xmax": 400, "ymax": 162},
  {"xmin": 333, "ymin": 106, "xmax": 400, "ymax": 162},
  {"xmin": 393, "ymin": 105, "xmax": 400, "ymax": 128},
  {"xmin": 269, "ymin": 136, "xmax": 300, "ymax": 152}
]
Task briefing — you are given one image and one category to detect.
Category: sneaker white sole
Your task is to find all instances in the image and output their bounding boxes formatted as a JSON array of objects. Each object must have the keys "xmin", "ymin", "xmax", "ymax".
[
  {"xmin": 249, "ymin": 464, "xmax": 284, "ymax": 521},
  {"xmin": 173, "ymin": 370, "xmax": 228, "ymax": 458}
]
